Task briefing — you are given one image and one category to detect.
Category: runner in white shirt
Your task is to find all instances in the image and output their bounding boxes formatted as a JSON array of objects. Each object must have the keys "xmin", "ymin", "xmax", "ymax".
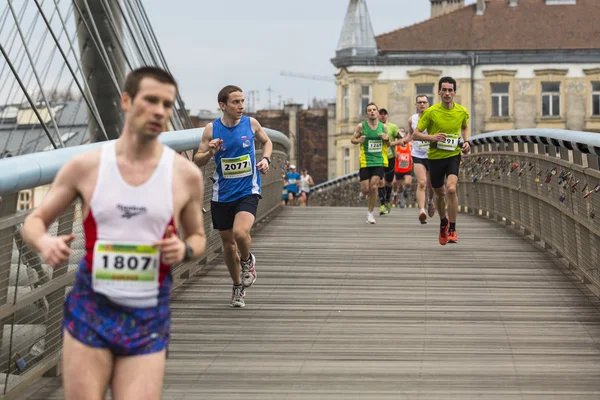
[
  {"xmin": 298, "ymin": 168, "xmax": 314, "ymax": 207},
  {"xmin": 406, "ymin": 94, "xmax": 435, "ymax": 224}
]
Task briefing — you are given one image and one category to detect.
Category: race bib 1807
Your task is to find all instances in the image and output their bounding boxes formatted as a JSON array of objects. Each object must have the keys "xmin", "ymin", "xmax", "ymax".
[
  {"xmin": 438, "ymin": 136, "xmax": 459, "ymax": 151},
  {"xmin": 92, "ymin": 241, "xmax": 159, "ymax": 297},
  {"xmin": 221, "ymin": 154, "xmax": 252, "ymax": 179},
  {"xmin": 368, "ymin": 140, "xmax": 383, "ymax": 153}
]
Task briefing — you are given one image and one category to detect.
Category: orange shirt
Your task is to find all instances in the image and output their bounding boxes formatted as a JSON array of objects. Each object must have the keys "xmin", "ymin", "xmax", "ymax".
[{"xmin": 395, "ymin": 144, "xmax": 413, "ymax": 174}]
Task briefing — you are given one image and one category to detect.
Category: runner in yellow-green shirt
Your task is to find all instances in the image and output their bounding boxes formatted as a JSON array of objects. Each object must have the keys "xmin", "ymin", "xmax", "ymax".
[
  {"xmin": 352, "ymin": 102, "xmax": 402, "ymax": 224},
  {"xmin": 412, "ymin": 76, "xmax": 471, "ymax": 246},
  {"xmin": 377, "ymin": 108, "xmax": 403, "ymax": 215}
]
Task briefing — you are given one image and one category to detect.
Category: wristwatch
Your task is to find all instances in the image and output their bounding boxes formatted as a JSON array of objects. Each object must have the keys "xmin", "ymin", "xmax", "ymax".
[
  {"xmin": 262, "ymin": 156, "xmax": 272, "ymax": 165},
  {"xmin": 183, "ymin": 242, "xmax": 194, "ymax": 261}
]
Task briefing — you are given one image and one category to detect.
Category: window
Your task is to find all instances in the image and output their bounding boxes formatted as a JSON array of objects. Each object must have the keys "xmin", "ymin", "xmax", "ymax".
[
  {"xmin": 343, "ymin": 147, "xmax": 350, "ymax": 175},
  {"xmin": 491, "ymin": 83, "xmax": 509, "ymax": 117},
  {"xmin": 415, "ymin": 84, "xmax": 434, "ymax": 105},
  {"xmin": 542, "ymin": 82, "xmax": 560, "ymax": 117},
  {"xmin": 592, "ymin": 82, "xmax": 600, "ymax": 116},
  {"xmin": 17, "ymin": 190, "xmax": 32, "ymax": 211},
  {"xmin": 343, "ymin": 86, "xmax": 349, "ymax": 119},
  {"xmin": 359, "ymin": 85, "xmax": 371, "ymax": 116}
]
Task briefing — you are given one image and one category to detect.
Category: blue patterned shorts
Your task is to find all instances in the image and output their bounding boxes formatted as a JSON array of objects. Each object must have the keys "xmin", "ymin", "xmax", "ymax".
[{"xmin": 63, "ymin": 261, "xmax": 172, "ymax": 356}]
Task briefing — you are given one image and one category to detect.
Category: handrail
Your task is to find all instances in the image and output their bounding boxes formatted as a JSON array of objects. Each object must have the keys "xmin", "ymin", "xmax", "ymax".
[
  {"xmin": 0, "ymin": 127, "xmax": 290, "ymax": 195},
  {"xmin": 311, "ymin": 171, "xmax": 359, "ymax": 191},
  {"xmin": 470, "ymin": 128, "xmax": 600, "ymax": 156}
]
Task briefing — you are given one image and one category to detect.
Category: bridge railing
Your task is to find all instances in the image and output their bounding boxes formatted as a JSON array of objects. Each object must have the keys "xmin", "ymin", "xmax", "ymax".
[
  {"xmin": 460, "ymin": 129, "xmax": 600, "ymax": 297},
  {"xmin": 0, "ymin": 128, "xmax": 289, "ymax": 398}
]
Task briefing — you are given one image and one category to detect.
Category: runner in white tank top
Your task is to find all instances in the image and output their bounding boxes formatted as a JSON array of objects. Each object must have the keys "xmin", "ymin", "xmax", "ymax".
[
  {"xmin": 406, "ymin": 95, "xmax": 436, "ymax": 223},
  {"xmin": 21, "ymin": 67, "xmax": 206, "ymax": 399},
  {"xmin": 298, "ymin": 168, "xmax": 314, "ymax": 206}
]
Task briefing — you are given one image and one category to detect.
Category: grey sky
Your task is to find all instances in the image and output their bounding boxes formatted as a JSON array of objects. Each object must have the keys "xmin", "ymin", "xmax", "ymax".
[{"xmin": 144, "ymin": 0, "xmax": 476, "ymax": 113}]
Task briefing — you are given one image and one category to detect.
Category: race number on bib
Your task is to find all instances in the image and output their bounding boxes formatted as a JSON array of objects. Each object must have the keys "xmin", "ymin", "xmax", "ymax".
[
  {"xmin": 368, "ymin": 140, "xmax": 383, "ymax": 153},
  {"xmin": 416, "ymin": 140, "xmax": 430, "ymax": 148},
  {"xmin": 92, "ymin": 241, "xmax": 159, "ymax": 297},
  {"xmin": 221, "ymin": 154, "xmax": 252, "ymax": 179},
  {"xmin": 438, "ymin": 136, "xmax": 459, "ymax": 151}
]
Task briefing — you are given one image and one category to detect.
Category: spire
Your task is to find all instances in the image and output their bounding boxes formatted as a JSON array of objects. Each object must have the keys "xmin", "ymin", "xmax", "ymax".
[{"xmin": 335, "ymin": 0, "xmax": 377, "ymax": 59}]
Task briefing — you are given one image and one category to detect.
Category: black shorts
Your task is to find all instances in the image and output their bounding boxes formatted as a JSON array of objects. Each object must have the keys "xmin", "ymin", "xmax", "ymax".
[
  {"xmin": 429, "ymin": 154, "xmax": 461, "ymax": 189},
  {"xmin": 359, "ymin": 166, "xmax": 384, "ymax": 182},
  {"xmin": 413, "ymin": 156, "xmax": 429, "ymax": 172},
  {"xmin": 383, "ymin": 158, "xmax": 395, "ymax": 183},
  {"xmin": 211, "ymin": 194, "xmax": 260, "ymax": 231},
  {"xmin": 395, "ymin": 172, "xmax": 409, "ymax": 181}
]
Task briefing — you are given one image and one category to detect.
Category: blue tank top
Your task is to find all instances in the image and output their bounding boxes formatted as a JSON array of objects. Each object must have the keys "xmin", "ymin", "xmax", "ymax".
[
  {"xmin": 286, "ymin": 172, "xmax": 300, "ymax": 193},
  {"xmin": 211, "ymin": 116, "xmax": 261, "ymax": 202}
]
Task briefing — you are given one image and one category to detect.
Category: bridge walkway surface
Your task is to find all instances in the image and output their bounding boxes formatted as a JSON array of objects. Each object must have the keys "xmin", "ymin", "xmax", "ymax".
[{"xmin": 16, "ymin": 207, "xmax": 600, "ymax": 399}]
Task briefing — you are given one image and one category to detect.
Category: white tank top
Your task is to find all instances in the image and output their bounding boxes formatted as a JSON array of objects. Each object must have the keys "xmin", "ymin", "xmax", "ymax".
[
  {"xmin": 84, "ymin": 141, "xmax": 175, "ymax": 308},
  {"xmin": 411, "ymin": 113, "xmax": 429, "ymax": 159},
  {"xmin": 299, "ymin": 175, "xmax": 311, "ymax": 192}
]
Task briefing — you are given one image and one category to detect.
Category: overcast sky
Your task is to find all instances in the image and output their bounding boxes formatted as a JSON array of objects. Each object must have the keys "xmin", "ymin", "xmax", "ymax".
[{"xmin": 144, "ymin": 0, "xmax": 476, "ymax": 113}]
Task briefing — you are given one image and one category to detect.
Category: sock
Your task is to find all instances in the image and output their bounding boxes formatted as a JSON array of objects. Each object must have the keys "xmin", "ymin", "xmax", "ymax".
[
  {"xmin": 368, "ymin": 211, "xmax": 373, "ymax": 217},
  {"xmin": 420, "ymin": 208, "xmax": 426, "ymax": 214},
  {"xmin": 450, "ymin": 222, "xmax": 456, "ymax": 231},
  {"xmin": 385, "ymin": 186, "xmax": 392, "ymax": 202},
  {"xmin": 378, "ymin": 188, "xmax": 386, "ymax": 205},
  {"xmin": 441, "ymin": 217, "xmax": 448, "ymax": 226}
]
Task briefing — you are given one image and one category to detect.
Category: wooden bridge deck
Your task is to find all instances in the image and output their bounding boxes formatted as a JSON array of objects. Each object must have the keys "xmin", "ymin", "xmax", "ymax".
[{"xmin": 17, "ymin": 207, "xmax": 600, "ymax": 399}]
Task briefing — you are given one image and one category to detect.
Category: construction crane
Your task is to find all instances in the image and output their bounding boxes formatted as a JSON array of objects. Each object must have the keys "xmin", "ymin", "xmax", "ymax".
[{"xmin": 280, "ymin": 71, "xmax": 336, "ymax": 83}]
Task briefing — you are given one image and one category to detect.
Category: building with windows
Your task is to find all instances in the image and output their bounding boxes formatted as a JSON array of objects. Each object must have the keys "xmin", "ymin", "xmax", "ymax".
[{"xmin": 330, "ymin": 0, "xmax": 600, "ymax": 177}]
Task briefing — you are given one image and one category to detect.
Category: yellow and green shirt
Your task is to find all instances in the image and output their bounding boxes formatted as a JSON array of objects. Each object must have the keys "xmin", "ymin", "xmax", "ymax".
[
  {"xmin": 417, "ymin": 102, "xmax": 469, "ymax": 160},
  {"xmin": 385, "ymin": 122, "xmax": 400, "ymax": 159},
  {"xmin": 359, "ymin": 121, "xmax": 388, "ymax": 168}
]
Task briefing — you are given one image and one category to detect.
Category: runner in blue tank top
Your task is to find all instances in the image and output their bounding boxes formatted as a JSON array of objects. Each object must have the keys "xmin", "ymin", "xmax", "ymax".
[{"xmin": 194, "ymin": 85, "xmax": 273, "ymax": 308}]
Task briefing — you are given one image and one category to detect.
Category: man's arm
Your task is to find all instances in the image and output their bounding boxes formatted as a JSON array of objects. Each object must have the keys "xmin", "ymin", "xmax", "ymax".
[
  {"xmin": 460, "ymin": 122, "xmax": 471, "ymax": 153},
  {"xmin": 350, "ymin": 123, "xmax": 364, "ymax": 144},
  {"xmin": 405, "ymin": 117, "xmax": 415, "ymax": 143},
  {"xmin": 193, "ymin": 123, "xmax": 216, "ymax": 168},
  {"xmin": 461, "ymin": 122, "xmax": 470, "ymax": 142},
  {"xmin": 152, "ymin": 163, "xmax": 207, "ymax": 265},
  {"xmin": 178, "ymin": 166, "xmax": 206, "ymax": 259},
  {"xmin": 251, "ymin": 118, "xmax": 272, "ymax": 173},
  {"xmin": 21, "ymin": 156, "xmax": 83, "ymax": 267},
  {"xmin": 389, "ymin": 125, "xmax": 403, "ymax": 146}
]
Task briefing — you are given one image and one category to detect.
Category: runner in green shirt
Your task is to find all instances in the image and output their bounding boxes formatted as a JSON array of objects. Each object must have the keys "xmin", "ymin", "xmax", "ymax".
[
  {"xmin": 377, "ymin": 108, "xmax": 403, "ymax": 215},
  {"xmin": 412, "ymin": 76, "xmax": 471, "ymax": 246}
]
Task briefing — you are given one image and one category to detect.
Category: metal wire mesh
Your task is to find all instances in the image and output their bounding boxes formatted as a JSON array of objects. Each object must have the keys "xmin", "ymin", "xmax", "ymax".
[{"xmin": 460, "ymin": 150, "xmax": 600, "ymax": 296}]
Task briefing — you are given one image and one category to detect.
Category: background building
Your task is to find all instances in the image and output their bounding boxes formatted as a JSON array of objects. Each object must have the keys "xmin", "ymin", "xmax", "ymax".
[{"xmin": 330, "ymin": 0, "xmax": 600, "ymax": 177}]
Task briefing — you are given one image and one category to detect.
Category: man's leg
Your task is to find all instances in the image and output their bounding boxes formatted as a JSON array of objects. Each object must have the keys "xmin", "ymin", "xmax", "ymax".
[
  {"xmin": 414, "ymin": 163, "xmax": 428, "ymax": 223},
  {"xmin": 446, "ymin": 175, "xmax": 459, "ymax": 224},
  {"xmin": 426, "ymin": 170, "xmax": 435, "ymax": 217},
  {"xmin": 233, "ymin": 211, "xmax": 255, "ymax": 262},
  {"xmin": 429, "ymin": 158, "xmax": 450, "ymax": 245},
  {"xmin": 219, "ymin": 229, "xmax": 242, "ymax": 285},
  {"xmin": 111, "ymin": 350, "xmax": 166, "ymax": 400},
  {"xmin": 369, "ymin": 176, "xmax": 380, "ymax": 212},
  {"xmin": 377, "ymin": 179, "xmax": 387, "ymax": 215},
  {"xmin": 288, "ymin": 192, "xmax": 295, "ymax": 206},
  {"xmin": 62, "ymin": 329, "xmax": 114, "ymax": 400},
  {"xmin": 219, "ymin": 228, "xmax": 245, "ymax": 307}
]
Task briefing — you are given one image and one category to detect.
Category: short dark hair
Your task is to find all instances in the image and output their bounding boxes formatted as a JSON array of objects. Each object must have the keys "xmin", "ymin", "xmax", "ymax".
[
  {"xmin": 415, "ymin": 94, "xmax": 430, "ymax": 103},
  {"xmin": 218, "ymin": 85, "xmax": 243, "ymax": 104},
  {"xmin": 123, "ymin": 66, "xmax": 178, "ymax": 100},
  {"xmin": 438, "ymin": 76, "xmax": 457, "ymax": 91},
  {"xmin": 379, "ymin": 108, "xmax": 388, "ymax": 115},
  {"xmin": 366, "ymin": 102, "xmax": 378, "ymax": 111}
]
